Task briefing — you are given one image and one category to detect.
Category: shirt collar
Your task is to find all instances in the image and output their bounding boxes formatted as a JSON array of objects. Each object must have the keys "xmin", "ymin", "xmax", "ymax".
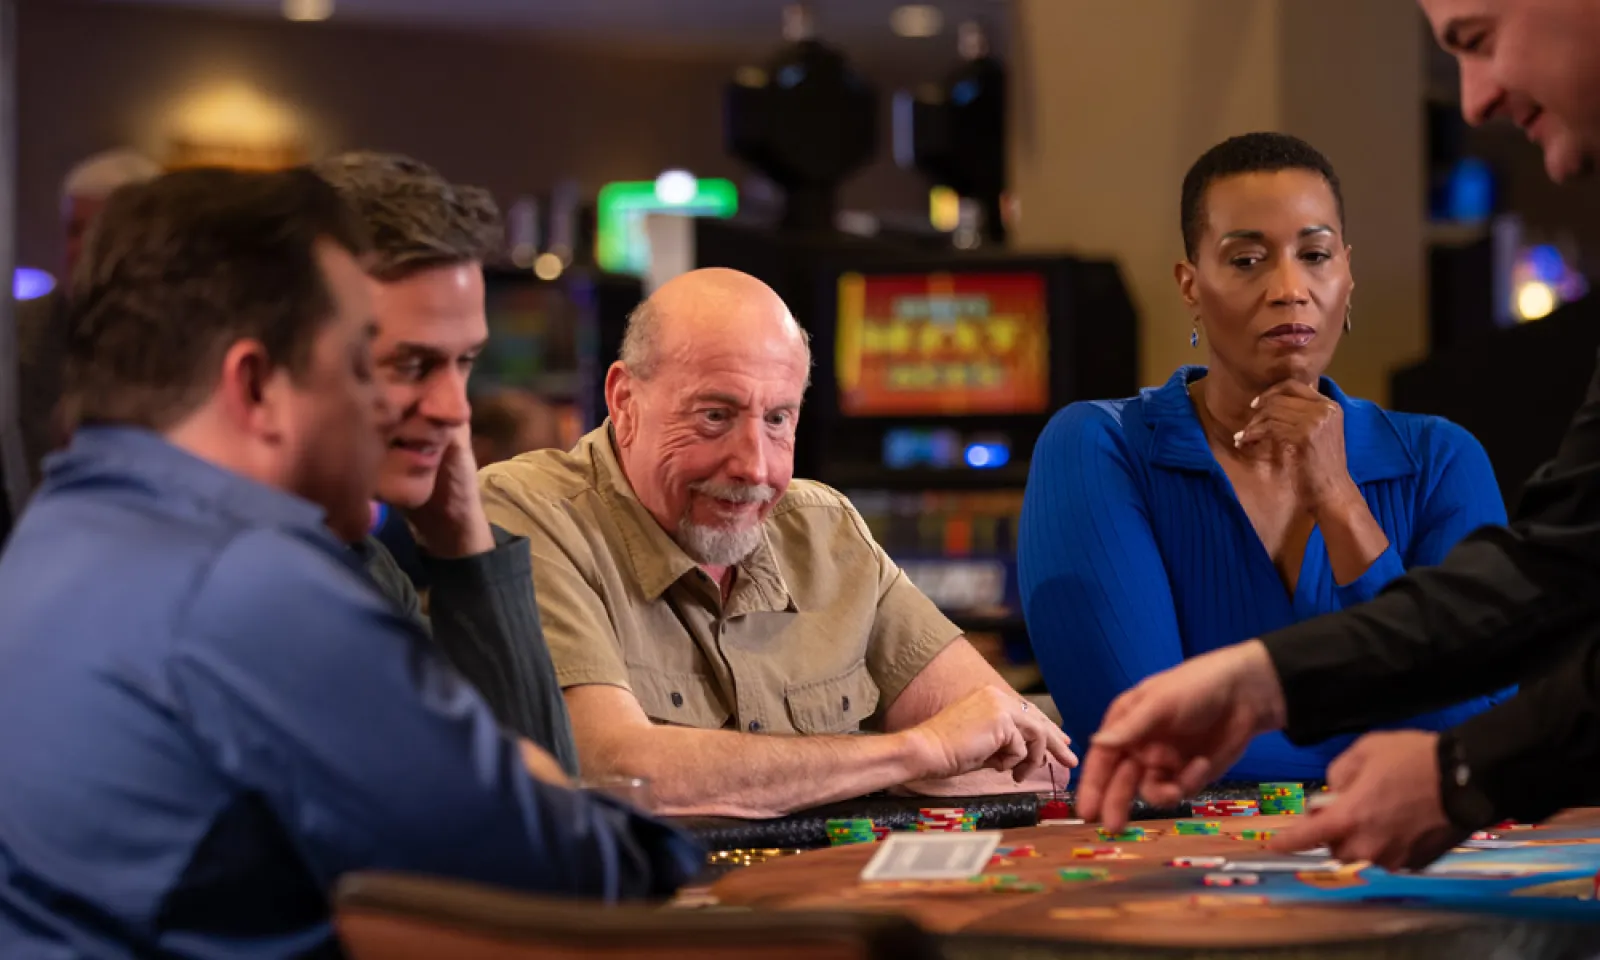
[
  {"xmin": 585, "ymin": 422, "xmax": 796, "ymax": 611},
  {"xmin": 1139, "ymin": 365, "xmax": 1418, "ymax": 484},
  {"xmin": 43, "ymin": 425, "xmax": 331, "ymax": 533}
]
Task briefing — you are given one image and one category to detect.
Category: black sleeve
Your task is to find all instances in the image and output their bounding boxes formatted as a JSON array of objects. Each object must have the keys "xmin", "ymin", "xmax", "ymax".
[
  {"xmin": 1437, "ymin": 631, "xmax": 1600, "ymax": 828},
  {"xmin": 1264, "ymin": 353, "xmax": 1600, "ymax": 744},
  {"xmin": 421, "ymin": 525, "xmax": 581, "ymax": 777}
]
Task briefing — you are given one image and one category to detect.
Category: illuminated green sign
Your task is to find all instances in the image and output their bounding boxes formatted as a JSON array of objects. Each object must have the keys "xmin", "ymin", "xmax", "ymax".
[{"xmin": 595, "ymin": 175, "xmax": 738, "ymax": 275}]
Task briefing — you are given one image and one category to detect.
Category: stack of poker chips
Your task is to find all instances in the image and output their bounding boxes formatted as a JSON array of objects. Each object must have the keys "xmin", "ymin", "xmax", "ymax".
[
  {"xmin": 1174, "ymin": 820, "xmax": 1222, "ymax": 836},
  {"xmin": 1094, "ymin": 825, "xmax": 1147, "ymax": 842},
  {"xmin": 1260, "ymin": 783, "xmax": 1306, "ymax": 815},
  {"xmin": 1193, "ymin": 798, "xmax": 1259, "ymax": 817},
  {"xmin": 915, "ymin": 807, "xmax": 979, "ymax": 831},
  {"xmin": 825, "ymin": 818, "xmax": 878, "ymax": 846}
]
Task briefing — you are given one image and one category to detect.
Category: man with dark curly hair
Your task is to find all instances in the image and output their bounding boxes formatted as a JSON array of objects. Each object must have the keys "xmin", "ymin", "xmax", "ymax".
[{"xmin": 313, "ymin": 152, "xmax": 577, "ymax": 774}]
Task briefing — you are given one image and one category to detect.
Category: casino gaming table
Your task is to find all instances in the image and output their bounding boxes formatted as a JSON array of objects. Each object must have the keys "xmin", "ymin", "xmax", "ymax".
[{"xmin": 707, "ymin": 810, "xmax": 1600, "ymax": 959}]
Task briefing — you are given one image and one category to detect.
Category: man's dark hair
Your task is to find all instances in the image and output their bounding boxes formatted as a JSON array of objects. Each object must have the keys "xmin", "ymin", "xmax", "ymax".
[
  {"xmin": 66, "ymin": 166, "xmax": 370, "ymax": 430},
  {"xmin": 313, "ymin": 151, "xmax": 503, "ymax": 282},
  {"xmin": 1179, "ymin": 132, "xmax": 1345, "ymax": 260}
]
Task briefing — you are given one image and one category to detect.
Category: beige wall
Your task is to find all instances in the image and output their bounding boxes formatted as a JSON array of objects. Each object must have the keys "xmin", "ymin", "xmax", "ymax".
[
  {"xmin": 1011, "ymin": 0, "xmax": 1424, "ymax": 404},
  {"xmin": 14, "ymin": 0, "xmax": 932, "ymax": 271}
]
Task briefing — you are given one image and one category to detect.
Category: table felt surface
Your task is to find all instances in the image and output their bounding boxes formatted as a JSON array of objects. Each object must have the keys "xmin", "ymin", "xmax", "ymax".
[{"xmin": 710, "ymin": 810, "xmax": 1600, "ymax": 950}]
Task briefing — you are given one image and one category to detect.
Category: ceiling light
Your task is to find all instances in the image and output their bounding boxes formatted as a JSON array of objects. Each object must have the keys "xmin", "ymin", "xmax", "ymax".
[
  {"xmin": 890, "ymin": 5, "xmax": 944, "ymax": 38},
  {"xmin": 654, "ymin": 169, "xmax": 699, "ymax": 206},
  {"xmin": 533, "ymin": 253, "xmax": 564, "ymax": 282},
  {"xmin": 283, "ymin": 0, "xmax": 333, "ymax": 22},
  {"xmin": 1517, "ymin": 281, "xmax": 1556, "ymax": 322}
]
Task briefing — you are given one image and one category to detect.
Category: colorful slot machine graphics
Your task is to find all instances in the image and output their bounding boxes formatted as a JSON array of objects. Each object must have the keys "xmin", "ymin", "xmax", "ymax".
[{"xmin": 835, "ymin": 272, "xmax": 1050, "ymax": 417}]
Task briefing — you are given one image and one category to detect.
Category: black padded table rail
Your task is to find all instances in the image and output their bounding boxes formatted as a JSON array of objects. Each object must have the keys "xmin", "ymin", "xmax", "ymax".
[{"xmin": 673, "ymin": 793, "xmax": 1042, "ymax": 852}]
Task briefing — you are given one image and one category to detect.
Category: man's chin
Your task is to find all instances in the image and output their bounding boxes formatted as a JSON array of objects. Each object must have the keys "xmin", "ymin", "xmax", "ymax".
[
  {"xmin": 676, "ymin": 520, "xmax": 763, "ymax": 567},
  {"xmin": 374, "ymin": 476, "xmax": 432, "ymax": 513},
  {"xmin": 1545, "ymin": 145, "xmax": 1596, "ymax": 184}
]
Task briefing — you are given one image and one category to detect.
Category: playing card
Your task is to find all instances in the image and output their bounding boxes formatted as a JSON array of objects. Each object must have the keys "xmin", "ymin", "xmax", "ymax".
[{"xmin": 859, "ymin": 832, "xmax": 1002, "ymax": 881}]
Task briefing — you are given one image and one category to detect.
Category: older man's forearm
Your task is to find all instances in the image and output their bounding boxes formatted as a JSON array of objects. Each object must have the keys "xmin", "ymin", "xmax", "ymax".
[{"xmin": 589, "ymin": 727, "xmax": 945, "ymax": 819}]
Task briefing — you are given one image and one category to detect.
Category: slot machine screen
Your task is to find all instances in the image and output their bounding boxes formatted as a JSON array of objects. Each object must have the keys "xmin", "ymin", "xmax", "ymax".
[
  {"xmin": 474, "ymin": 273, "xmax": 582, "ymax": 397},
  {"xmin": 834, "ymin": 271, "xmax": 1050, "ymax": 417}
]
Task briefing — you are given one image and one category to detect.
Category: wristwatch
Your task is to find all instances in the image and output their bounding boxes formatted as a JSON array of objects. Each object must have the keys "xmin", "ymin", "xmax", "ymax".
[{"xmin": 1437, "ymin": 730, "xmax": 1498, "ymax": 830}]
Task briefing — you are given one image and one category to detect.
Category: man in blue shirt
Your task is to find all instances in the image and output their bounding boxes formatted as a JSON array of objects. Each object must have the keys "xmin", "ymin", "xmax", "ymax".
[{"xmin": 0, "ymin": 167, "xmax": 699, "ymax": 959}]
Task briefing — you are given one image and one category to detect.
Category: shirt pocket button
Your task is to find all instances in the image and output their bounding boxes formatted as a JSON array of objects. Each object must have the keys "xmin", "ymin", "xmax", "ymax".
[
  {"xmin": 842, "ymin": 695, "xmax": 851, "ymax": 712},
  {"xmin": 671, "ymin": 691, "xmax": 684, "ymax": 708}
]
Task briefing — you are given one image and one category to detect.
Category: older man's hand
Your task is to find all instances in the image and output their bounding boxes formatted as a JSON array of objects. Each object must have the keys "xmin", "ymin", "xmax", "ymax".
[
  {"xmin": 1271, "ymin": 731, "xmax": 1466, "ymax": 870},
  {"xmin": 908, "ymin": 686, "xmax": 1078, "ymax": 784}
]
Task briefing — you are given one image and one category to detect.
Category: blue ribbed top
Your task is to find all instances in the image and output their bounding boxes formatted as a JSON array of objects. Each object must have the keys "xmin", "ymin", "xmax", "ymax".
[{"xmin": 1019, "ymin": 365, "xmax": 1511, "ymax": 780}]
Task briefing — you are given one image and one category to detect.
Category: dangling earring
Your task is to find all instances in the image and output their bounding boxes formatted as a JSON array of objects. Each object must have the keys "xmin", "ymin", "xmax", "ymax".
[
  {"xmin": 1344, "ymin": 301, "xmax": 1353, "ymax": 334},
  {"xmin": 1190, "ymin": 319, "xmax": 1200, "ymax": 349}
]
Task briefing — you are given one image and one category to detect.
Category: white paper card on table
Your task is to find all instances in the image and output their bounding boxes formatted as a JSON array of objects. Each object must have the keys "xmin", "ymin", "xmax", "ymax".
[{"xmin": 859, "ymin": 832, "xmax": 1002, "ymax": 882}]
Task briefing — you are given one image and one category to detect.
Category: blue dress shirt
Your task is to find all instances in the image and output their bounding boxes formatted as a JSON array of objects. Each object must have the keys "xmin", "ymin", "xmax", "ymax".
[
  {"xmin": 1019, "ymin": 366, "xmax": 1511, "ymax": 780},
  {"xmin": 0, "ymin": 427, "xmax": 699, "ymax": 959}
]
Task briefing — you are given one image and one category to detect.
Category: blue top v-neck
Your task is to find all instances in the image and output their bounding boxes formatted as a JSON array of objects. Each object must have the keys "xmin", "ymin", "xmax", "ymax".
[{"xmin": 1019, "ymin": 366, "xmax": 1511, "ymax": 780}]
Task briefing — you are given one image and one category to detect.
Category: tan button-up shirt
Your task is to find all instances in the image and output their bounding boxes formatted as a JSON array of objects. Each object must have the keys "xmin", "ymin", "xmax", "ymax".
[{"xmin": 479, "ymin": 425, "xmax": 961, "ymax": 736}]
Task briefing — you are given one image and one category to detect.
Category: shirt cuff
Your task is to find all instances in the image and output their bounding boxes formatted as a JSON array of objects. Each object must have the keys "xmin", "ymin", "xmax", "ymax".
[
  {"xmin": 1332, "ymin": 543, "xmax": 1404, "ymax": 609},
  {"xmin": 419, "ymin": 525, "xmax": 531, "ymax": 589},
  {"xmin": 1437, "ymin": 729, "xmax": 1500, "ymax": 831},
  {"xmin": 1436, "ymin": 693, "xmax": 1562, "ymax": 827}
]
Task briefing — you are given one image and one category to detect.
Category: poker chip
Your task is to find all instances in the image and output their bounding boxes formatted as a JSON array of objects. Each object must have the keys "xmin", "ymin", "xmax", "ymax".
[
  {"xmin": 1174, "ymin": 820, "xmax": 1222, "ymax": 835},
  {"xmin": 1072, "ymin": 845, "xmax": 1122, "ymax": 858},
  {"xmin": 1168, "ymin": 856, "xmax": 1228, "ymax": 868},
  {"xmin": 1058, "ymin": 867, "xmax": 1112, "ymax": 881},
  {"xmin": 1095, "ymin": 826, "xmax": 1148, "ymax": 842},
  {"xmin": 989, "ymin": 881, "xmax": 1048, "ymax": 893},
  {"xmin": 1203, "ymin": 872, "xmax": 1260, "ymax": 886},
  {"xmin": 825, "ymin": 818, "xmax": 877, "ymax": 846},
  {"xmin": 1259, "ymin": 783, "xmax": 1305, "ymax": 816},
  {"xmin": 1237, "ymin": 829, "xmax": 1276, "ymax": 841}
]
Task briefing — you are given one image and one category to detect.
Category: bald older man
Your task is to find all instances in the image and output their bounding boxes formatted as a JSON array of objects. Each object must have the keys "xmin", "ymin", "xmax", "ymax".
[{"xmin": 481, "ymin": 268, "xmax": 1076, "ymax": 817}]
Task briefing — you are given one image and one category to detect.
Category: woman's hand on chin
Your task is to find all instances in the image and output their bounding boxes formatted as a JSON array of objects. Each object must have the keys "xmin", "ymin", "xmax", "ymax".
[{"xmin": 1234, "ymin": 379, "xmax": 1358, "ymax": 512}]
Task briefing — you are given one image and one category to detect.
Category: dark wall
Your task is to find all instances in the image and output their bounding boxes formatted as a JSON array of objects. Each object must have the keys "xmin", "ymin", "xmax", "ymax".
[{"xmin": 15, "ymin": 0, "xmax": 937, "ymax": 271}]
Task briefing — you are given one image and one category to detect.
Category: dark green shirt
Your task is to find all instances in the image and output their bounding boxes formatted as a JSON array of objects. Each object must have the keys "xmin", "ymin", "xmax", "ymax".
[{"xmin": 356, "ymin": 525, "xmax": 580, "ymax": 776}]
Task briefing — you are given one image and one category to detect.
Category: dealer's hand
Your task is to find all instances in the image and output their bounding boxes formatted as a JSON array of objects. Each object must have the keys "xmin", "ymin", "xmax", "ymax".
[
  {"xmin": 1078, "ymin": 641, "xmax": 1286, "ymax": 831},
  {"xmin": 1271, "ymin": 731, "xmax": 1466, "ymax": 870}
]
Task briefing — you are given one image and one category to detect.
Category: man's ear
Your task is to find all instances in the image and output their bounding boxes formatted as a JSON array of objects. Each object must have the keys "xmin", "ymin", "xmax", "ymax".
[
  {"xmin": 605, "ymin": 361, "xmax": 637, "ymax": 446},
  {"xmin": 215, "ymin": 339, "xmax": 288, "ymax": 443}
]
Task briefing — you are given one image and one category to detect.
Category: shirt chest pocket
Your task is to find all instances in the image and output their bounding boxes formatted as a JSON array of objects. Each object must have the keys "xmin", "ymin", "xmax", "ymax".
[
  {"xmin": 629, "ymin": 665, "xmax": 732, "ymax": 729},
  {"xmin": 784, "ymin": 661, "xmax": 881, "ymax": 735}
]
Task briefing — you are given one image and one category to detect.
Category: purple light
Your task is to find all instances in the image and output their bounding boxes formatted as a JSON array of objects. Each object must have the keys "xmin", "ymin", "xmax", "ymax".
[{"xmin": 13, "ymin": 267, "xmax": 55, "ymax": 301}]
